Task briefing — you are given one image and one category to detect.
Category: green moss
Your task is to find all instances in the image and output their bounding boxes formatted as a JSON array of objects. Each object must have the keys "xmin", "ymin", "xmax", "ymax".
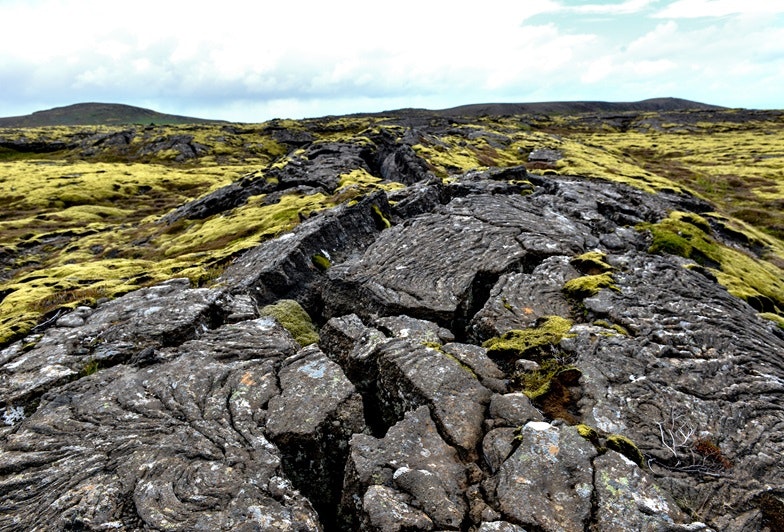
[
  {"xmin": 593, "ymin": 319, "xmax": 629, "ymax": 336},
  {"xmin": 521, "ymin": 359, "xmax": 580, "ymax": 399},
  {"xmin": 562, "ymin": 272, "xmax": 618, "ymax": 299},
  {"xmin": 80, "ymin": 358, "xmax": 101, "ymax": 377},
  {"xmin": 553, "ymin": 136, "xmax": 687, "ymax": 195},
  {"xmin": 576, "ymin": 424, "xmax": 600, "ymax": 445},
  {"xmin": 311, "ymin": 253, "xmax": 332, "ymax": 271},
  {"xmin": 336, "ymin": 168, "xmax": 405, "ymax": 193},
  {"xmin": 642, "ymin": 211, "xmax": 784, "ymax": 314},
  {"xmin": 483, "ymin": 316, "xmax": 573, "ymax": 359},
  {"xmin": 421, "ymin": 341, "xmax": 443, "ymax": 350},
  {"xmin": 518, "ymin": 361, "xmax": 582, "ymax": 423},
  {"xmin": 606, "ymin": 434, "xmax": 644, "ymax": 467},
  {"xmin": 371, "ymin": 204, "xmax": 392, "ymax": 230},
  {"xmin": 157, "ymin": 192, "xmax": 332, "ymax": 258},
  {"xmin": 259, "ymin": 299, "xmax": 319, "ymax": 346},
  {"xmin": 570, "ymin": 251, "xmax": 613, "ymax": 274},
  {"xmin": 759, "ymin": 312, "xmax": 784, "ymax": 329}
]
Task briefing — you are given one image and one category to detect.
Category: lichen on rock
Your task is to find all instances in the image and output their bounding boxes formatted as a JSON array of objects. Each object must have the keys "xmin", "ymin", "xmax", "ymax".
[{"xmin": 2, "ymin": 107, "xmax": 783, "ymax": 531}]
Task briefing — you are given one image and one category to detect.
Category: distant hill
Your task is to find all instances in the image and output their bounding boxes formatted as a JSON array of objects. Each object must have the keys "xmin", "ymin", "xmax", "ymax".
[
  {"xmin": 359, "ymin": 97, "xmax": 725, "ymax": 119},
  {"xmin": 0, "ymin": 103, "xmax": 222, "ymax": 127},
  {"xmin": 437, "ymin": 97, "xmax": 725, "ymax": 116}
]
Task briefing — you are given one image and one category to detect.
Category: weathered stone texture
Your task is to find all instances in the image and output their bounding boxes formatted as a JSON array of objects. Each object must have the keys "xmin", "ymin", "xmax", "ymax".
[{"xmin": 2, "ymin": 126, "xmax": 782, "ymax": 531}]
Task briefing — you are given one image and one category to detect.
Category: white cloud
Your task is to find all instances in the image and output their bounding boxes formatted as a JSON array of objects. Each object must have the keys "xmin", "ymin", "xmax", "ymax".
[
  {"xmin": 654, "ymin": 0, "xmax": 784, "ymax": 18},
  {"xmin": 631, "ymin": 59, "xmax": 677, "ymax": 75},
  {"xmin": 0, "ymin": 0, "xmax": 782, "ymax": 119},
  {"xmin": 581, "ymin": 57, "xmax": 615, "ymax": 83},
  {"xmin": 571, "ymin": 0, "xmax": 656, "ymax": 15}
]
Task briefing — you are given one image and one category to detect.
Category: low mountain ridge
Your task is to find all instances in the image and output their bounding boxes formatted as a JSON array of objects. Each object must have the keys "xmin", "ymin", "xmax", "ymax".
[
  {"xmin": 436, "ymin": 96, "xmax": 725, "ymax": 116},
  {"xmin": 0, "ymin": 102, "xmax": 220, "ymax": 127},
  {"xmin": 0, "ymin": 97, "xmax": 724, "ymax": 127}
]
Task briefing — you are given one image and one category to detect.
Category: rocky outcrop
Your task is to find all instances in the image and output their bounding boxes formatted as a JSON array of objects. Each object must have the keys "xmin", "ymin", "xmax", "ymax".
[{"xmin": 2, "ymin": 120, "xmax": 784, "ymax": 532}]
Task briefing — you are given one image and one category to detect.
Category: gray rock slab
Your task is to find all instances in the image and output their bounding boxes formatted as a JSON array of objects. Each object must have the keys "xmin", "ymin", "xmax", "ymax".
[
  {"xmin": 362, "ymin": 485, "xmax": 434, "ymax": 531},
  {"xmin": 0, "ymin": 352, "xmax": 319, "ymax": 530},
  {"xmin": 488, "ymin": 392, "xmax": 544, "ymax": 427},
  {"xmin": 482, "ymin": 427, "xmax": 519, "ymax": 474},
  {"xmin": 565, "ymin": 251, "xmax": 784, "ymax": 522},
  {"xmin": 493, "ymin": 422, "xmax": 597, "ymax": 531},
  {"xmin": 266, "ymin": 344, "xmax": 366, "ymax": 517},
  {"xmin": 442, "ymin": 342, "xmax": 507, "ymax": 393},
  {"xmin": 318, "ymin": 313, "xmax": 387, "ymax": 385},
  {"xmin": 592, "ymin": 451, "xmax": 702, "ymax": 531},
  {"xmin": 375, "ymin": 339, "xmax": 492, "ymax": 456},
  {"xmin": 0, "ymin": 279, "xmax": 226, "ymax": 408},
  {"xmin": 375, "ymin": 314, "xmax": 455, "ymax": 344},
  {"xmin": 343, "ymin": 406, "xmax": 467, "ymax": 530},
  {"xmin": 326, "ymin": 209, "xmax": 526, "ymax": 325},
  {"xmin": 266, "ymin": 345, "xmax": 363, "ymax": 439},
  {"xmin": 468, "ymin": 256, "xmax": 578, "ymax": 342}
]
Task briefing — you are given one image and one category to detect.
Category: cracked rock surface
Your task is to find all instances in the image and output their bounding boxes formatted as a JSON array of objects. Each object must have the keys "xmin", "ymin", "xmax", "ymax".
[{"xmin": 2, "ymin": 128, "xmax": 784, "ymax": 531}]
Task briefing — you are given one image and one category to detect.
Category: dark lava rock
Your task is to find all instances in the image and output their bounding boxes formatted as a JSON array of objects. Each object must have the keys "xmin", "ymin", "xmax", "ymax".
[
  {"xmin": 221, "ymin": 192, "xmax": 392, "ymax": 312},
  {"xmin": 468, "ymin": 256, "xmax": 578, "ymax": 342},
  {"xmin": 491, "ymin": 422, "xmax": 597, "ymax": 530},
  {"xmin": 2, "ymin": 123, "xmax": 783, "ymax": 530},
  {"xmin": 374, "ymin": 339, "xmax": 492, "ymax": 457},
  {"xmin": 342, "ymin": 406, "xmax": 468, "ymax": 530},
  {"xmin": 0, "ymin": 279, "xmax": 226, "ymax": 409},
  {"xmin": 0, "ymin": 322, "xmax": 321, "ymax": 531}
]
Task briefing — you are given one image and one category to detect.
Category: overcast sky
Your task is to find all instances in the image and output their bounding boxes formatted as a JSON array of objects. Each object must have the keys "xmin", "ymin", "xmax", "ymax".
[{"xmin": 1, "ymin": 0, "xmax": 782, "ymax": 122}]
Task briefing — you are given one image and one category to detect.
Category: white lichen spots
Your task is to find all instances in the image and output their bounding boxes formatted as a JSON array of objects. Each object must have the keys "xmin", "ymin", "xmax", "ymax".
[
  {"xmin": 2, "ymin": 405, "xmax": 25, "ymax": 425},
  {"xmin": 235, "ymin": 398, "xmax": 251, "ymax": 410},
  {"xmin": 142, "ymin": 306, "xmax": 163, "ymax": 317},
  {"xmin": 634, "ymin": 493, "xmax": 671, "ymax": 515},
  {"xmin": 592, "ymin": 407, "xmax": 627, "ymax": 433},
  {"xmin": 297, "ymin": 359, "xmax": 326, "ymax": 379},
  {"xmin": 575, "ymin": 482, "xmax": 593, "ymax": 499},
  {"xmin": 393, "ymin": 466, "xmax": 432, "ymax": 480},
  {"xmin": 42, "ymin": 364, "xmax": 76, "ymax": 379},
  {"xmin": 248, "ymin": 505, "xmax": 290, "ymax": 529},
  {"xmin": 527, "ymin": 421, "xmax": 553, "ymax": 431},
  {"xmin": 254, "ymin": 316, "xmax": 277, "ymax": 330}
]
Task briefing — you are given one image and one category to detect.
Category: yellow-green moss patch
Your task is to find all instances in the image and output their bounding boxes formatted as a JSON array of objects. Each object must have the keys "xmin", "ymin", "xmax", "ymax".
[
  {"xmin": 593, "ymin": 319, "xmax": 629, "ymax": 336},
  {"xmin": 563, "ymin": 272, "xmax": 618, "ymax": 299},
  {"xmin": 483, "ymin": 316, "xmax": 573, "ymax": 360},
  {"xmin": 311, "ymin": 253, "xmax": 332, "ymax": 271},
  {"xmin": 259, "ymin": 299, "xmax": 319, "ymax": 347},
  {"xmin": 642, "ymin": 211, "xmax": 784, "ymax": 314},
  {"xmin": 370, "ymin": 204, "xmax": 392, "ymax": 230},
  {"xmin": 759, "ymin": 312, "xmax": 784, "ymax": 329},
  {"xmin": 576, "ymin": 423, "xmax": 600, "ymax": 443},
  {"xmin": 606, "ymin": 434, "xmax": 645, "ymax": 467},
  {"xmin": 570, "ymin": 251, "xmax": 613, "ymax": 274}
]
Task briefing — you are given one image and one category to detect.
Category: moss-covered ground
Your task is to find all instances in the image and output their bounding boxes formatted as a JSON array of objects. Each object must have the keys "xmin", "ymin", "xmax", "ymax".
[{"xmin": 1, "ymin": 108, "xmax": 783, "ymax": 344}]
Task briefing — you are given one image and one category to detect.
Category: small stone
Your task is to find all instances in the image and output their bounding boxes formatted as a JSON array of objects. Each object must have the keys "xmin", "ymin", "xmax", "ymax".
[{"xmin": 489, "ymin": 392, "xmax": 543, "ymax": 427}]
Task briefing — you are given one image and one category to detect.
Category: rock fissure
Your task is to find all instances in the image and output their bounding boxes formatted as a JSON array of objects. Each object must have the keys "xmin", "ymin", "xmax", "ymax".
[{"xmin": 3, "ymin": 112, "xmax": 784, "ymax": 531}]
